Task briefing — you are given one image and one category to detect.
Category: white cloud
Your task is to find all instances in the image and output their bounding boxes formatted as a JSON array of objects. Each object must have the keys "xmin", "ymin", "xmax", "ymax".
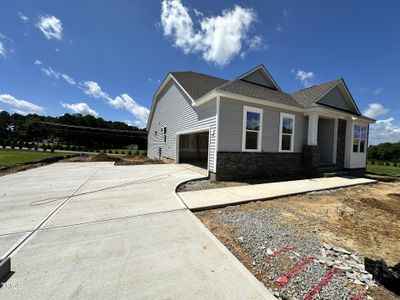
[
  {"xmin": 247, "ymin": 35, "xmax": 267, "ymax": 51},
  {"xmin": 0, "ymin": 41, "xmax": 5, "ymax": 58},
  {"xmin": 283, "ymin": 9, "xmax": 289, "ymax": 18},
  {"xmin": 37, "ymin": 15, "xmax": 63, "ymax": 40},
  {"xmin": 41, "ymin": 67, "xmax": 76, "ymax": 85},
  {"xmin": 373, "ymin": 88, "xmax": 384, "ymax": 95},
  {"xmin": 80, "ymin": 81, "xmax": 110, "ymax": 99},
  {"xmin": 80, "ymin": 81, "xmax": 149, "ymax": 127},
  {"xmin": 293, "ymin": 69, "xmax": 315, "ymax": 87},
  {"xmin": 34, "ymin": 59, "xmax": 43, "ymax": 65},
  {"xmin": 161, "ymin": 0, "xmax": 260, "ymax": 66},
  {"xmin": 61, "ymin": 102, "xmax": 99, "ymax": 117},
  {"xmin": 276, "ymin": 25, "xmax": 283, "ymax": 32},
  {"xmin": 148, "ymin": 78, "xmax": 153, "ymax": 82},
  {"xmin": 18, "ymin": 12, "xmax": 29, "ymax": 23},
  {"xmin": 0, "ymin": 94, "xmax": 45, "ymax": 114},
  {"xmin": 369, "ymin": 118, "xmax": 400, "ymax": 145},
  {"xmin": 291, "ymin": 69, "xmax": 315, "ymax": 87},
  {"xmin": 363, "ymin": 103, "xmax": 389, "ymax": 119}
]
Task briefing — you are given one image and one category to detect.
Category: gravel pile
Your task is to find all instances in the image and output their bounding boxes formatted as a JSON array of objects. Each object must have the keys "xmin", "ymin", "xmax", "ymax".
[{"xmin": 219, "ymin": 206, "xmax": 374, "ymax": 300}]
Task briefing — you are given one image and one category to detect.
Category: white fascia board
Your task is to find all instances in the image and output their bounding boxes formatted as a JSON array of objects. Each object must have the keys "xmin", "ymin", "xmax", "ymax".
[
  {"xmin": 146, "ymin": 74, "xmax": 195, "ymax": 130},
  {"xmin": 306, "ymin": 107, "xmax": 375, "ymax": 123},
  {"xmin": 194, "ymin": 90, "xmax": 304, "ymax": 112}
]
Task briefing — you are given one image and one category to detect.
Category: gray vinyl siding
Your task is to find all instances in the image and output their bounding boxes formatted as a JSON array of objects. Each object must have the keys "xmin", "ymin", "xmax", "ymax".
[
  {"xmin": 318, "ymin": 86, "xmax": 357, "ymax": 113},
  {"xmin": 242, "ymin": 69, "xmax": 276, "ymax": 88},
  {"xmin": 218, "ymin": 97, "xmax": 306, "ymax": 153},
  {"xmin": 148, "ymin": 80, "xmax": 217, "ymax": 170}
]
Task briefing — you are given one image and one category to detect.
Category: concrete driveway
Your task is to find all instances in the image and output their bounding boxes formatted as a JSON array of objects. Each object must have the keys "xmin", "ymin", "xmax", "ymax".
[{"xmin": 0, "ymin": 163, "xmax": 273, "ymax": 299}]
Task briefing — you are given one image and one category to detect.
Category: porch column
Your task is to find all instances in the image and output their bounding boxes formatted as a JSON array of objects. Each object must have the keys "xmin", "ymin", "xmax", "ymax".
[
  {"xmin": 304, "ymin": 112, "xmax": 320, "ymax": 176},
  {"xmin": 307, "ymin": 113, "xmax": 319, "ymax": 145}
]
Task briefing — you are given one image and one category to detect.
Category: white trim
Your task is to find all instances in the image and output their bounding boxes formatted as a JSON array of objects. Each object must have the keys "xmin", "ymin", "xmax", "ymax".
[
  {"xmin": 279, "ymin": 112, "xmax": 295, "ymax": 152},
  {"xmin": 241, "ymin": 105, "xmax": 263, "ymax": 152},
  {"xmin": 332, "ymin": 118, "xmax": 338, "ymax": 164},
  {"xmin": 214, "ymin": 96, "xmax": 221, "ymax": 173},
  {"xmin": 147, "ymin": 73, "xmax": 195, "ymax": 130}
]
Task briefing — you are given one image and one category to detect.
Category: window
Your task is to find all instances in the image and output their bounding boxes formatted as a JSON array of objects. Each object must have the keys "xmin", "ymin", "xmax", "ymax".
[
  {"xmin": 163, "ymin": 126, "xmax": 167, "ymax": 143},
  {"xmin": 353, "ymin": 124, "xmax": 367, "ymax": 153},
  {"xmin": 279, "ymin": 113, "xmax": 295, "ymax": 152},
  {"xmin": 242, "ymin": 106, "xmax": 263, "ymax": 151}
]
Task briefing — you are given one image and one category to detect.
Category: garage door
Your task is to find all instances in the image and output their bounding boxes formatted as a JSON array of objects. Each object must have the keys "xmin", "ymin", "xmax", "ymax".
[{"xmin": 178, "ymin": 131, "xmax": 209, "ymax": 169}]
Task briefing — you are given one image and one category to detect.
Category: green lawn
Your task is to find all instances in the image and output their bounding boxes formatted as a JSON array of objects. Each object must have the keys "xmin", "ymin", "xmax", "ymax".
[
  {"xmin": 0, "ymin": 150, "xmax": 70, "ymax": 167},
  {"xmin": 366, "ymin": 163, "xmax": 400, "ymax": 176}
]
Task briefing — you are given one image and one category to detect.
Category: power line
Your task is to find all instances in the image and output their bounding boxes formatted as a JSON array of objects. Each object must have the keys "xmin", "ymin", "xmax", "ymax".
[{"xmin": 38, "ymin": 121, "xmax": 147, "ymax": 134}]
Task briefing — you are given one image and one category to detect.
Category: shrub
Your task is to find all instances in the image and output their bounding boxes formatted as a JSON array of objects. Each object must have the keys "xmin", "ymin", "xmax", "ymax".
[
  {"xmin": 121, "ymin": 151, "xmax": 125, "ymax": 155},
  {"xmin": 51, "ymin": 147, "xmax": 55, "ymax": 153},
  {"xmin": 385, "ymin": 161, "xmax": 391, "ymax": 166},
  {"xmin": 34, "ymin": 144, "xmax": 38, "ymax": 151},
  {"xmin": 370, "ymin": 161, "xmax": 375, "ymax": 165},
  {"xmin": 128, "ymin": 150, "xmax": 132, "ymax": 155},
  {"xmin": 108, "ymin": 150, "xmax": 112, "ymax": 154},
  {"xmin": 115, "ymin": 150, "xmax": 119, "ymax": 154}
]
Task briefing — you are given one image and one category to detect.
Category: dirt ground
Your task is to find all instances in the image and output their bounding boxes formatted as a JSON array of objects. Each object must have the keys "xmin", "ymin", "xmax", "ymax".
[{"xmin": 196, "ymin": 180, "xmax": 400, "ymax": 299}]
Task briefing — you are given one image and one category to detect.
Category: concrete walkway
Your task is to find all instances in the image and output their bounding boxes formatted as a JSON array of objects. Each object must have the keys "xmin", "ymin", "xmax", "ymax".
[
  {"xmin": 179, "ymin": 176, "xmax": 377, "ymax": 210},
  {"xmin": 0, "ymin": 163, "xmax": 274, "ymax": 300}
]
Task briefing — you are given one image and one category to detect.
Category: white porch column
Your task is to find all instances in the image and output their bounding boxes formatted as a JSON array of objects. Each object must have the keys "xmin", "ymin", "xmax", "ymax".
[{"xmin": 307, "ymin": 113, "xmax": 319, "ymax": 146}]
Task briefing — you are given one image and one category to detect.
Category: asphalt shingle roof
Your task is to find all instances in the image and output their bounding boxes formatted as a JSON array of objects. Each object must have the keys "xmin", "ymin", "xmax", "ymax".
[
  {"xmin": 290, "ymin": 79, "xmax": 341, "ymax": 108},
  {"xmin": 170, "ymin": 72, "xmax": 370, "ymax": 119},
  {"xmin": 218, "ymin": 79, "xmax": 303, "ymax": 108},
  {"xmin": 171, "ymin": 71, "xmax": 228, "ymax": 100}
]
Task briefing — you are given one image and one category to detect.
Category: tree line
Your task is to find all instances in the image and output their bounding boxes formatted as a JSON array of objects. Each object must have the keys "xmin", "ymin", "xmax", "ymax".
[
  {"xmin": 368, "ymin": 142, "xmax": 400, "ymax": 162},
  {"xmin": 0, "ymin": 111, "xmax": 147, "ymax": 151}
]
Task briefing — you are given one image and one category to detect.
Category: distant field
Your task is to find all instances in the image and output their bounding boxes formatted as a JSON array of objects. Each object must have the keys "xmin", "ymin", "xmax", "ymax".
[
  {"xmin": 366, "ymin": 163, "xmax": 400, "ymax": 175},
  {"xmin": 0, "ymin": 150, "xmax": 70, "ymax": 167}
]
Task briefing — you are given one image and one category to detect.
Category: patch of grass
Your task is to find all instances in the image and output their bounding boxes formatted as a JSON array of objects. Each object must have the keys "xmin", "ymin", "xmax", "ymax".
[
  {"xmin": 0, "ymin": 149, "xmax": 70, "ymax": 167},
  {"xmin": 367, "ymin": 163, "xmax": 400, "ymax": 176}
]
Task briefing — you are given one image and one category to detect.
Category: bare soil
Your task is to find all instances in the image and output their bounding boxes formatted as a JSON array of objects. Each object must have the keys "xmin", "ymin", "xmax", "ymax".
[{"xmin": 197, "ymin": 180, "xmax": 400, "ymax": 299}]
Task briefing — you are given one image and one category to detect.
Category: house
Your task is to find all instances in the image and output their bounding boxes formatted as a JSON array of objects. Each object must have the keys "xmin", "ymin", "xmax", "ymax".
[{"xmin": 147, "ymin": 65, "xmax": 375, "ymax": 180}]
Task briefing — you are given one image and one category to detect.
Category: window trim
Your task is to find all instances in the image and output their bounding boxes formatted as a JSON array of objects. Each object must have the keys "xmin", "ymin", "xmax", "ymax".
[
  {"xmin": 352, "ymin": 123, "xmax": 367, "ymax": 153},
  {"xmin": 241, "ymin": 106, "xmax": 263, "ymax": 152},
  {"xmin": 278, "ymin": 112, "xmax": 295, "ymax": 153}
]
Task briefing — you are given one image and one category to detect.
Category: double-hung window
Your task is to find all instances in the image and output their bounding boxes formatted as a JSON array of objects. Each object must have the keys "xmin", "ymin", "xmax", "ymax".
[
  {"xmin": 279, "ymin": 113, "xmax": 295, "ymax": 152},
  {"xmin": 242, "ymin": 106, "xmax": 263, "ymax": 151},
  {"xmin": 353, "ymin": 124, "xmax": 367, "ymax": 153}
]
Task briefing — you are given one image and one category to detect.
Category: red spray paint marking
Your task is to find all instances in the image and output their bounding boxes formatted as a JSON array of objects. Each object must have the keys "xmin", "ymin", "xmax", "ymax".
[
  {"xmin": 303, "ymin": 268, "xmax": 342, "ymax": 300},
  {"xmin": 265, "ymin": 246, "xmax": 297, "ymax": 259},
  {"xmin": 350, "ymin": 293, "xmax": 368, "ymax": 300},
  {"xmin": 277, "ymin": 256, "xmax": 316, "ymax": 289}
]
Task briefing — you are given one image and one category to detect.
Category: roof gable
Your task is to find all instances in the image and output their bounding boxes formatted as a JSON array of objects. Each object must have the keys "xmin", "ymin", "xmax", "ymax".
[
  {"xmin": 317, "ymin": 85, "xmax": 359, "ymax": 114},
  {"xmin": 171, "ymin": 71, "xmax": 227, "ymax": 100},
  {"xmin": 237, "ymin": 65, "xmax": 281, "ymax": 91}
]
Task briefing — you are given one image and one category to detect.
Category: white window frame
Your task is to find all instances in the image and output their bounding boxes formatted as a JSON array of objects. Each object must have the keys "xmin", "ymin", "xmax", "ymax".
[
  {"xmin": 242, "ymin": 106, "xmax": 263, "ymax": 152},
  {"xmin": 279, "ymin": 112, "xmax": 295, "ymax": 152},
  {"xmin": 352, "ymin": 124, "xmax": 367, "ymax": 153}
]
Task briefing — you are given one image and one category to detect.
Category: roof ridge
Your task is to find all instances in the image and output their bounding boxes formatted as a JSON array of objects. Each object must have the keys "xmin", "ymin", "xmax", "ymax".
[
  {"xmin": 291, "ymin": 78, "xmax": 341, "ymax": 94},
  {"xmin": 171, "ymin": 70, "xmax": 228, "ymax": 82}
]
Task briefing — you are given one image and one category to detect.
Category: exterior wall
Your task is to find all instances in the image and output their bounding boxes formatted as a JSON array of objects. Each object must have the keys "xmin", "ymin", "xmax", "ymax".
[
  {"xmin": 147, "ymin": 80, "xmax": 217, "ymax": 170},
  {"xmin": 241, "ymin": 69, "xmax": 276, "ymax": 88},
  {"xmin": 218, "ymin": 97, "xmax": 307, "ymax": 153},
  {"xmin": 318, "ymin": 86, "xmax": 358, "ymax": 114},
  {"xmin": 215, "ymin": 152, "xmax": 304, "ymax": 180},
  {"xmin": 344, "ymin": 119, "xmax": 369, "ymax": 169}
]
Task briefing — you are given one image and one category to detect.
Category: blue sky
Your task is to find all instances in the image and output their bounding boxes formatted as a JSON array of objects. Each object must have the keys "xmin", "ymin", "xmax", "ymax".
[{"xmin": 0, "ymin": 0, "xmax": 399, "ymax": 143}]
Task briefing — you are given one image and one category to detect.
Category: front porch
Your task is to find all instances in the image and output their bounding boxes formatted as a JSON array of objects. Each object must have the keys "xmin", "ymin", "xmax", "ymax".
[{"xmin": 304, "ymin": 112, "xmax": 347, "ymax": 176}]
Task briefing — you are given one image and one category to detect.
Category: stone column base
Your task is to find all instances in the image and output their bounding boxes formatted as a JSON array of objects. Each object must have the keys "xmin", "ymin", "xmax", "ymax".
[{"xmin": 303, "ymin": 145, "xmax": 320, "ymax": 176}]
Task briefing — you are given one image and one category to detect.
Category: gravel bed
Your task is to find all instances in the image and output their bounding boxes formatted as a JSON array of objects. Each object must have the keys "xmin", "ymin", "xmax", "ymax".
[{"xmin": 218, "ymin": 206, "xmax": 364, "ymax": 299}]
